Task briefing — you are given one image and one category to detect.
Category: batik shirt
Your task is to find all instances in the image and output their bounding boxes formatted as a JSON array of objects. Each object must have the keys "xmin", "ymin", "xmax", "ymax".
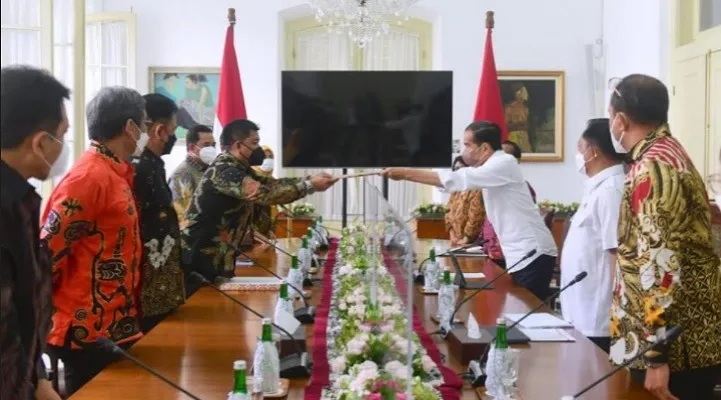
[
  {"xmin": 610, "ymin": 125, "xmax": 721, "ymax": 371},
  {"xmin": 41, "ymin": 142, "xmax": 143, "ymax": 348},
  {"xmin": 168, "ymin": 155, "xmax": 208, "ymax": 230},
  {"xmin": 181, "ymin": 151, "xmax": 310, "ymax": 280},
  {"xmin": 0, "ymin": 161, "xmax": 51, "ymax": 398},
  {"xmin": 133, "ymin": 149, "xmax": 185, "ymax": 318}
]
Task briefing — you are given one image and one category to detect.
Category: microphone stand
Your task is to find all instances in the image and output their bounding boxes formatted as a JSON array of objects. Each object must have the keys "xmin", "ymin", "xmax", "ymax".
[
  {"xmin": 96, "ymin": 338, "xmax": 203, "ymax": 400},
  {"xmin": 190, "ymin": 272, "xmax": 312, "ymax": 378},
  {"xmin": 254, "ymin": 235, "xmax": 321, "ymax": 287},
  {"xmin": 443, "ymin": 249, "xmax": 538, "ymax": 335},
  {"xmin": 467, "ymin": 271, "xmax": 589, "ymax": 388},
  {"xmin": 415, "ymin": 242, "xmax": 480, "ymax": 285},
  {"xmin": 240, "ymin": 252, "xmax": 315, "ymax": 324},
  {"xmin": 563, "ymin": 326, "xmax": 683, "ymax": 399}
]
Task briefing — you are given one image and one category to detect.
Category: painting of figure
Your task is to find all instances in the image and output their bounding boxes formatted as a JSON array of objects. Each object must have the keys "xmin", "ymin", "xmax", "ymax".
[
  {"xmin": 498, "ymin": 71, "xmax": 565, "ymax": 162},
  {"xmin": 149, "ymin": 67, "xmax": 221, "ymax": 141}
]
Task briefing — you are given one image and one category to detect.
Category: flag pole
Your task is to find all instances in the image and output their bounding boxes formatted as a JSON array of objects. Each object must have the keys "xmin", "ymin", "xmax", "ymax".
[{"xmin": 228, "ymin": 7, "xmax": 236, "ymax": 26}]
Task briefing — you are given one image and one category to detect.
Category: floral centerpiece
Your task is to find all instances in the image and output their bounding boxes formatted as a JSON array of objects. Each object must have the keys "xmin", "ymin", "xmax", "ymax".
[
  {"xmin": 322, "ymin": 229, "xmax": 442, "ymax": 400},
  {"xmin": 411, "ymin": 203, "xmax": 449, "ymax": 219},
  {"xmin": 281, "ymin": 202, "xmax": 316, "ymax": 218},
  {"xmin": 537, "ymin": 200, "xmax": 579, "ymax": 217}
]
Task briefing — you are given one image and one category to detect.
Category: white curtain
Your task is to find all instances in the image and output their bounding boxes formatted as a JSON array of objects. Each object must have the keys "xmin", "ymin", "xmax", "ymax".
[
  {"xmin": 2, "ymin": 0, "xmax": 42, "ymax": 189},
  {"xmin": 86, "ymin": 19, "xmax": 130, "ymax": 118},
  {"xmin": 287, "ymin": 27, "xmax": 354, "ymax": 220},
  {"xmin": 52, "ymin": 0, "xmax": 75, "ymax": 181},
  {"xmin": 289, "ymin": 26, "xmax": 422, "ymax": 219}
]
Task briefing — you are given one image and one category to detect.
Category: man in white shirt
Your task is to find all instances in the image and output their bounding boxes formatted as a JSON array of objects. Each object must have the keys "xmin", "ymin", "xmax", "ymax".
[
  {"xmin": 382, "ymin": 121, "xmax": 558, "ymax": 300},
  {"xmin": 560, "ymin": 118, "xmax": 625, "ymax": 354}
]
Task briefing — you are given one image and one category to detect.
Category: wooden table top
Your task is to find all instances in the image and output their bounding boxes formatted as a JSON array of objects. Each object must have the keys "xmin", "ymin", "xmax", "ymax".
[{"xmin": 72, "ymin": 239, "xmax": 653, "ymax": 400}]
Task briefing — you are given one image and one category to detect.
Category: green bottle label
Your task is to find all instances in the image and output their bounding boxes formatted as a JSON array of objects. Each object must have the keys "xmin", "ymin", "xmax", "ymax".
[
  {"xmin": 233, "ymin": 361, "xmax": 247, "ymax": 393},
  {"xmin": 429, "ymin": 248, "xmax": 436, "ymax": 262},
  {"xmin": 279, "ymin": 282, "xmax": 288, "ymax": 299},
  {"xmin": 302, "ymin": 237, "xmax": 308, "ymax": 248},
  {"xmin": 495, "ymin": 319, "xmax": 508, "ymax": 349},
  {"xmin": 291, "ymin": 255, "xmax": 299, "ymax": 269},
  {"xmin": 261, "ymin": 319, "xmax": 273, "ymax": 342},
  {"xmin": 442, "ymin": 270, "xmax": 451, "ymax": 285}
]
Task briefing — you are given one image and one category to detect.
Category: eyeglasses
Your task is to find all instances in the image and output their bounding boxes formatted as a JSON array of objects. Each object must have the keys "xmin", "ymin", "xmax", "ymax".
[
  {"xmin": 707, "ymin": 173, "xmax": 721, "ymax": 195},
  {"xmin": 608, "ymin": 77, "xmax": 622, "ymax": 100}
]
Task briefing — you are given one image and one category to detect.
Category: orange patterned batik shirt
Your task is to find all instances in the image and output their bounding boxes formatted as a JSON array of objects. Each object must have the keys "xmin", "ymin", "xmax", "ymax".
[
  {"xmin": 41, "ymin": 142, "xmax": 143, "ymax": 349},
  {"xmin": 610, "ymin": 125, "xmax": 721, "ymax": 371}
]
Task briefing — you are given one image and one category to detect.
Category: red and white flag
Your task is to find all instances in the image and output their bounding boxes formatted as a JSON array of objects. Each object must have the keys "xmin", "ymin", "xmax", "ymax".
[
  {"xmin": 472, "ymin": 11, "xmax": 507, "ymax": 141},
  {"xmin": 214, "ymin": 19, "xmax": 247, "ymax": 139}
]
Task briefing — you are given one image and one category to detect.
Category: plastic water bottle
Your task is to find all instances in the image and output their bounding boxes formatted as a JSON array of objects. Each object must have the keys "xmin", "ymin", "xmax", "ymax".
[
  {"xmin": 252, "ymin": 318, "xmax": 280, "ymax": 394},
  {"xmin": 423, "ymin": 248, "xmax": 439, "ymax": 291},
  {"xmin": 227, "ymin": 360, "xmax": 250, "ymax": 400},
  {"xmin": 286, "ymin": 256, "xmax": 303, "ymax": 300},
  {"xmin": 437, "ymin": 269, "xmax": 455, "ymax": 332}
]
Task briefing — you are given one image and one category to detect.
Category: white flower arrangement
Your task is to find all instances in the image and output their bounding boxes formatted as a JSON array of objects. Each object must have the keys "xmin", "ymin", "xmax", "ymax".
[
  {"xmin": 285, "ymin": 202, "xmax": 315, "ymax": 217},
  {"xmin": 320, "ymin": 228, "xmax": 443, "ymax": 400}
]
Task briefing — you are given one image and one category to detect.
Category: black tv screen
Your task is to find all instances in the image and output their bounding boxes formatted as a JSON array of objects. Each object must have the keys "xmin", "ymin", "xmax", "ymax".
[{"xmin": 281, "ymin": 71, "xmax": 453, "ymax": 168}]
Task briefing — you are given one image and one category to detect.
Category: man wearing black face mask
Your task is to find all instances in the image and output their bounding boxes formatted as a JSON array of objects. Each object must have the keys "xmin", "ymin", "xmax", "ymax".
[
  {"xmin": 181, "ymin": 119, "xmax": 338, "ymax": 294},
  {"xmin": 132, "ymin": 93, "xmax": 185, "ymax": 333}
]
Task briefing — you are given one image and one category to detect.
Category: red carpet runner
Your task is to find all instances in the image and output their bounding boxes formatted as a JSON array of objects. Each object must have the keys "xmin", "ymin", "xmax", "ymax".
[{"xmin": 304, "ymin": 241, "xmax": 462, "ymax": 399}]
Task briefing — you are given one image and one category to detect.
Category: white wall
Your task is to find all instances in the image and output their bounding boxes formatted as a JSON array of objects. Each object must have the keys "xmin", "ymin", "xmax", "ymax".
[{"xmin": 103, "ymin": 0, "xmax": 667, "ymax": 203}]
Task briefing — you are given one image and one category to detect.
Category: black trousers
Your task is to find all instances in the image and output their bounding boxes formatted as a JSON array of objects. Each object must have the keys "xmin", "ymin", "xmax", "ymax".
[
  {"xmin": 588, "ymin": 336, "xmax": 611, "ymax": 354},
  {"xmin": 510, "ymin": 254, "xmax": 556, "ymax": 300},
  {"xmin": 630, "ymin": 364, "xmax": 721, "ymax": 400},
  {"xmin": 46, "ymin": 341, "xmax": 132, "ymax": 396}
]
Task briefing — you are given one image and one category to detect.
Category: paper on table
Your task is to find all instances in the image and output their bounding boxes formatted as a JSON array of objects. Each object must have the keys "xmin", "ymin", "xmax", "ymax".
[
  {"xmin": 504, "ymin": 313, "xmax": 573, "ymax": 329},
  {"xmin": 274, "ymin": 307, "xmax": 301, "ymax": 335},
  {"xmin": 519, "ymin": 328, "xmax": 576, "ymax": 342},
  {"xmin": 467, "ymin": 314, "xmax": 482, "ymax": 339},
  {"xmin": 450, "ymin": 272, "xmax": 485, "ymax": 279}
]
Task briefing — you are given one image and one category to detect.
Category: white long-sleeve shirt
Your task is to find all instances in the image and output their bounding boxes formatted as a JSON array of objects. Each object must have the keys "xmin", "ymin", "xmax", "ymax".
[{"xmin": 437, "ymin": 150, "xmax": 557, "ymax": 273}]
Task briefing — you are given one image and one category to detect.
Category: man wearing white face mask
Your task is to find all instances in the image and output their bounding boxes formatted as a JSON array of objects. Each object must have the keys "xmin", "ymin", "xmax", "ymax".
[
  {"xmin": 607, "ymin": 74, "xmax": 721, "ymax": 400},
  {"xmin": 41, "ymin": 87, "xmax": 148, "ymax": 395},
  {"xmin": 560, "ymin": 118, "xmax": 625, "ymax": 354},
  {"xmin": 1, "ymin": 66, "xmax": 68, "ymax": 400},
  {"xmin": 382, "ymin": 121, "xmax": 558, "ymax": 300},
  {"xmin": 168, "ymin": 124, "xmax": 216, "ymax": 229}
]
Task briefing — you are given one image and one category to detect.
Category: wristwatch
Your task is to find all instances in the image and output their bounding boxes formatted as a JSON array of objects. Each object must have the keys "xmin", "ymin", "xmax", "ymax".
[{"xmin": 303, "ymin": 179, "xmax": 316, "ymax": 195}]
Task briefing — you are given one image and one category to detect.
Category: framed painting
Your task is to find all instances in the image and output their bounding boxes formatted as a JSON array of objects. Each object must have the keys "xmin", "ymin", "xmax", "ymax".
[
  {"xmin": 148, "ymin": 67, "xmax": 221, "ymax": 141},
  {"xmin": 498, "ymin": 70, "xmax": 565, "ymax": 162}
]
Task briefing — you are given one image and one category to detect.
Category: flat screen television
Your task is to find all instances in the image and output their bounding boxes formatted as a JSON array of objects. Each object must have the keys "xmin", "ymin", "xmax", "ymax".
[{"xmin": 281, "ymin": 71, "xmax": 453, "ymax": 168}]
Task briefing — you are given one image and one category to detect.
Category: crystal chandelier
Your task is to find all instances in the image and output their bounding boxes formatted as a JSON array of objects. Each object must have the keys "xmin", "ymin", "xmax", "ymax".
[{"xmin": 308, "ymin": 0, "xmax": 420, "ymax": 48}]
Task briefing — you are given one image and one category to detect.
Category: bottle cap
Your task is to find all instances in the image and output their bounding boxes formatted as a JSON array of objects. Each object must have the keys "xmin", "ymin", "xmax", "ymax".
[
  {"xmin": 496, "ymin": 317, "xmax": 506, "ymax": 324},
  {"xmin": 233, "ymin": 360, "xmax": 246, "ymax": 370},
  {"xmin": 261, "ymin": 318, "xmax": 272, "ymax": 325}
]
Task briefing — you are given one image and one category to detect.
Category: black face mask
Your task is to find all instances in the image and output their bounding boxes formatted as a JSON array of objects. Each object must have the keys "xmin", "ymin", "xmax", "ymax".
[
  {"xmin": 248, "ymin": 146, "xmax": 266, "ymax": 166},
  {"xmin": 162, "ymin": 134, "xmax": 177, "ymax": 155}
]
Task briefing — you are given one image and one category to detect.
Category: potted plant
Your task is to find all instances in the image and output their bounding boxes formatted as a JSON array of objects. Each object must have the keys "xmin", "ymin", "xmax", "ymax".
[
  {"xmin": 412, "ymin": 203, "xmax": 449, "ymax": 240},
  {"xmin": 275, "ymin": 202, "xmax": 316, "ymax": 238}
]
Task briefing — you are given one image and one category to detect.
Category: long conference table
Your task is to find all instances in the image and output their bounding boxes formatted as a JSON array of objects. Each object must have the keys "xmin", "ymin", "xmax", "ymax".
[{"xmin": 73, "ymin": 239, "xmax": 654, "ymax": 399}]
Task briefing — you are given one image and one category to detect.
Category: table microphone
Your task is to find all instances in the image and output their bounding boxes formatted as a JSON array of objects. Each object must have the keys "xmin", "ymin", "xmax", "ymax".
[
  {"xmin": 96, "ymin": 337, "xmax": 202, "ymax": 400},
  {"xmin": 414, "ymin": 242, "xmax": 483, "ymax": 285},
  {"xmin": 562, "ymin": 326, "xmax": 683, "ymax": 399},
  {"xmin": 254, "ymin": 235, "xmax": 321, "ymax": 286},
  {"xmin": 239, "ymin": 252, "xmax": 315, "ymax": 324},
  {"xmin": 468, "ymin": 271, "xmax": 589, "ymax": 388},
  {"xmin": 442, "ymin": 249, "xmax": 537, "ymax": 335},
  {"xmin": 190, "ymin": 272, "xmax": 312, "ymax": 378}
]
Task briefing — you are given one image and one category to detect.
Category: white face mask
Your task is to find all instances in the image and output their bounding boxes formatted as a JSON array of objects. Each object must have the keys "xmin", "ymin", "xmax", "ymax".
[
  {"xmin": 133, "ymin": 131, "xmax": 149, "ymax": 157},
  {"xmin": 40, "ymin": 134, "xmax": 70, "ymax": 179},
  {"xmin": 609, "ymin": 115, "xmax": 628, "ymax": 154},
  {"xmin": 199, "ymin": 146, "xmax": 218, "ymax": 165},
  {"xmin": 574, "ymin": 152, "xmax": 587, "ymax": 175},
  {"xmin": 260, "ymin": 158, "xmax": 274, "ymax": 172}
]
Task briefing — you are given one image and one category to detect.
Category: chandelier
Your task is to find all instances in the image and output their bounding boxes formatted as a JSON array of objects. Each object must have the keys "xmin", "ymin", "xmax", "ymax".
[{"xmin": 308, "ymin": 0, "xmax": 420, "ymax": 48}]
